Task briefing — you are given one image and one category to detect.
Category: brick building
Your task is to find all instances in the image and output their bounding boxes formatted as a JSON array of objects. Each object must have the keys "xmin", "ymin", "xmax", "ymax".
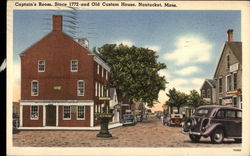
[
  {"xmin": 213, "ymin": 29, "xmax": 242, "ymax": 108},
  {"xmin": 200, "ymin": 79, "xmax": 216, "ymax": 104},
  {"xmin": 19, "ymin": 15, "xmax": 111, "ymax": 128}
]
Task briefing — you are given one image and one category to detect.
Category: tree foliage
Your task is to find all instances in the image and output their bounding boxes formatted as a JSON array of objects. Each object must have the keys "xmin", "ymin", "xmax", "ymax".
[
  {"xmin": 165, "ymin": 88, "xmax": 188, "ymax": 113},
  {"xmin": 187, "ymin": 89, "xmax": 209, "ymax": 109},
  {"xmin": 98, "ymin": 44, "xmax": 167, "ymax": 107}
]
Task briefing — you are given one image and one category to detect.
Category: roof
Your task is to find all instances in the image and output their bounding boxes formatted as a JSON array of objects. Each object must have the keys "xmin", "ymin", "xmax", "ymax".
[
  {"xmin": 213, "ymin": 41, "xmax": 242, "ymax": 78},
  {"xmin": 200, "ymin": 79, "xmax": 215, "ymax": 90}
]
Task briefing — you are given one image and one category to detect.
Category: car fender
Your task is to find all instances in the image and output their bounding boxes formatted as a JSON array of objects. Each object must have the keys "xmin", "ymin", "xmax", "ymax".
[{"xmin": 202, "ymin": 123, "xmax": 225, "ymax": 136}]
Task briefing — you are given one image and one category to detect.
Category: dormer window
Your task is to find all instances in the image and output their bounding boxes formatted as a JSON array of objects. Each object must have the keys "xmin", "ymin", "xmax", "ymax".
[
  {"xmin": 38, "ymin": 60, "xmax": 45, "ymax": 72},
  {"xmin": 71, "ymin": 60, "xmax": 78, "ymax": 72}
]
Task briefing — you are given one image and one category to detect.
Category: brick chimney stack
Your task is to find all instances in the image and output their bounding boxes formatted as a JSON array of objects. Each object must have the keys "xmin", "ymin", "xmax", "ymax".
[
  {"xmin": 53, "ymin": 15, "xmax": 62, "ymax": 32},
  {"xmin": 227, "ymin": 29, "xmax": 233, "ymax": 42}
]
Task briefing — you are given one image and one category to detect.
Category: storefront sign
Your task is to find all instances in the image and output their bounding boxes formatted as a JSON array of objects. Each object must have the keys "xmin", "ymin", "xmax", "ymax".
[
  {"xmin": 53, "ymin": 86, "xmax": 62, "ymax": 90},
  {"xmin": 223, "ymin": 98, "xmax": 232, "ymax": 104},
  {"xmin": 230, "ymin": 63, "xmax": 239, "ymax": 72},
  {"xmin": 99, "ymin": 97, "xmax": 111, "ymax": 101}
]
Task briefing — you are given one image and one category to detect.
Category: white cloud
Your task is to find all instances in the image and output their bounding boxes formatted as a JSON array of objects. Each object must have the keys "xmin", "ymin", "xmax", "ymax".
[
  {"xmin": 163, "ymin": 35, "xmax": 212, "ymax": 66},
  {"xmin": 158, "ymin": 70, "xmax": 172, "ymax": 80},
  {"xmin": 176, "ymin": 66, "xmax": 201, "ymax": 76},
  {"xmin": 115, "ymin": 40, "xmax": 133, "ymax": 47},
  {"xmin": 145, "ymin": 45, "xmax": 161, "ymax": 52}
]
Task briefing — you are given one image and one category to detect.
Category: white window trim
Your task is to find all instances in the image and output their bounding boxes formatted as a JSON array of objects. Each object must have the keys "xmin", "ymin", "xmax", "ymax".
[
  {"xmin": 101, "ymin": 84, "xmax": 103, "ymax": 97},
  {"xmin": 30, "ymin": 105, "xmax": 39, "ymax": 120},
  {"xmin": 63, "ymin": 106, "xmax": 71, "ymax": 120},
  {"xmin": 76, "ymin": 106, "xmax": 85, "ymax": 120},
  {"xmin": 77, "ymin": 80, "xmax": 85, "ymax": 96},
  {"xmin": 31, "ymin": 80, "xmax": 39, "ymax": 96},
  {"xmin": 71, "ymin": 60, "xmax": 78, "ymax": 72},
  {"xmin": 38, "ymin": 60, "xmax": 45, "ymax": 72},
  {"xmin": 98, "ymin": 82, "xmax": 101, "ymax": 97},
  {"xmin": 95, "ymin": 82, "xmax": 98, "ymax": 97}
]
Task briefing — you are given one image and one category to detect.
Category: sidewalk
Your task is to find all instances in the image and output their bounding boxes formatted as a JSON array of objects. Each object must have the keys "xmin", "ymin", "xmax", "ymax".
[{"xmin": 17, "ymin": 122, "xmax": 122, "ymax": 131}]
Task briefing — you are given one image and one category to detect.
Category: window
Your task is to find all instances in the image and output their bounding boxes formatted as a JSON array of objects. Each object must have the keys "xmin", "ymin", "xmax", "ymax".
[
  {"xmin": 95, "ymin": 105, "xmax": 98, "ymax": 113},
  {"xmin": 219, "ymin": 98, "xmax": 223, "ymax": 105},
  {"xmin": 30, "ymin": 106, "xmax": 39, "ymax": 120},
  {"xmin": 237, "ymin": 111, "xmax": 242, "ymax": 118},
  {"xmin": 97, "ymin": 64, "xmax": 100, "ymax": 75},
  {"xmin": 219, "ymin": 78, "xmax": 223, "ymax": 93},
  {"xmin": 207, "ymin": 89, "xmax": 210, "ymax": 98},
  {"xmin": 225, "ymin": 110, "xmax": 236, "ymax": 118},
  {"xmin": 31, "ymin": 80, "xmax": 39, "ymax": 96},
  {"xmin": 95, "ymin": 82, "xmax": 98, "ymax": 97},
  {"xmin": 77, "ymin": 106, "xmax": 85, "ymax": 120},
  {"xmin": 202, "ymin": 89, "xmax": 206, "ymax": 98},
  {"xmin": 226, "ymin": 75, "xmax": 232, "ymax": 91},
  {"xmin": 216, "ymin": 110, "xmax": 224, "ymax": 118},
  {"xmin": 227, "ymin": 55, "xmax": 230, "ymax": 69},
  {"xmin": 71, "ymin": 60, "xmax": 78, "ymax": 72},
  {"xmin": 233, "ymin": 73, "xmax": 237, "ymax": 90},
  {"xmin": 63, "ymin": 106, "xmax": 71, "ymax": 120},
  {"xmin": 233, "ymin": 97, "xmax": 237, "ymax": 107},
  {"xmin": 38, "ymin": 60, "xmax": 45, "ymax": 72},
  {"xmin": 77, "ymin": 80, "xmax": 85, "ymax": 96}
]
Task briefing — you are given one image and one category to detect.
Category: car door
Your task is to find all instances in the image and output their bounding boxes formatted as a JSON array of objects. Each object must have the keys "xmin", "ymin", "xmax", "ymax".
[{"xmin": 224, "ymin": 109, "xmax": 240, "ymax": 137}]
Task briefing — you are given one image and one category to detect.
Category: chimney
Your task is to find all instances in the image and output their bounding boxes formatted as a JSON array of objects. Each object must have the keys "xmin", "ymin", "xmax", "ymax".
[
  {"xmin": 227, "ymin": 29, "xmax": 233, "ymax": 42},
  {"xmin": 53, "ymin": 15, "xmax": 62, "ymax": 32}
]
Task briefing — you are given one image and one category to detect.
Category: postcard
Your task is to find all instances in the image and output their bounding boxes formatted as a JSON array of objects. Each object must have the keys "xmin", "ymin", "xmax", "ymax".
[{"xmin": 7, "ymin": 0, "xmax": 250, "ymax": 156}]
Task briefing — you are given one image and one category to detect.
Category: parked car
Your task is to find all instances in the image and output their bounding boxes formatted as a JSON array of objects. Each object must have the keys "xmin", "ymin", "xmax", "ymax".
[
  {"xmin": 136, "ymin": 115, "xmax": 143, "ymax": 122},
  {"xmin": 182, "ymin": 105, "xmax": 242, "ymax": 144},
  {"xmin": 122, "ymin": 114, "xmax": 137, "ymax": 126},
  {"xmin": 163, "ymin": 113, "xmax": 183, "ymax": 127}
]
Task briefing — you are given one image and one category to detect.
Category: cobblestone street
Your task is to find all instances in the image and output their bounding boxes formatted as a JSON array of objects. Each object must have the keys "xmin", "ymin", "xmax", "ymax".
[{"xmin": 13, "ymin": 116, "xmax": 241, "ymax": 147}]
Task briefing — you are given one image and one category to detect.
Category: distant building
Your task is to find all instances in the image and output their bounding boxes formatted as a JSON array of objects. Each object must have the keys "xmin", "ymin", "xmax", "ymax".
[
  {"xmin": 213, "ymin": 29, "xmax": 242, "ymax": 108},
  {"xmin": 19, "ymin": 15, "xmax": 111, "ymax": 128},
  {"xmin": 109, "ymin": 88, "xmax": 120, "ymax": 123},
  {"xmin": 200, "ymin": 79, "xmax": 216, "ymax": 104}
]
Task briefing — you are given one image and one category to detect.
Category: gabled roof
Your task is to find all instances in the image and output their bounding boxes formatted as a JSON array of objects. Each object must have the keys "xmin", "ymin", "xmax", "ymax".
[
  {"xmin": 213, "ymin": 41, "xmax": 242, "ymax": 78},
  {"xmin": 200, "ymin": 79, "xmax": 215, "ymax": 90}
]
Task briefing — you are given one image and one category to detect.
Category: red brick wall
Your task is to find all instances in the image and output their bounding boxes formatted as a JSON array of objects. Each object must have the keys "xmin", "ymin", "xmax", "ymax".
[
  {"xmin": 58, "ymin": 106, "xmax": 90, "ymax": 127},
  {"xmin": 21, "ymin": 32, "xmax": 94, "ymax": 101},
  {"xmin": 23, "ymin": 106, "xmax": 43, "ymax": 127}
]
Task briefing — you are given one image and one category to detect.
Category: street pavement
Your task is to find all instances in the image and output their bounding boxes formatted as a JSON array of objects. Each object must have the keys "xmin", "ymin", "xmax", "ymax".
[{"xmin": 13, "ymin": 116, "xmax": 241, "ymax": 147}]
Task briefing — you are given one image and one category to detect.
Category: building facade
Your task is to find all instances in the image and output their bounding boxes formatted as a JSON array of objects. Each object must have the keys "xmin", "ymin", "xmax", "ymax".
[
  {"xmin": 213, "ymin": 29, "xmax": 242, "ymax": 108},
  {"xmin": 19, "ymin": 15, "xmax": 111, "ymax": 128},
  {"xmin": 200, "ymin": 79, "xmax": 216, "ymax": 104}
]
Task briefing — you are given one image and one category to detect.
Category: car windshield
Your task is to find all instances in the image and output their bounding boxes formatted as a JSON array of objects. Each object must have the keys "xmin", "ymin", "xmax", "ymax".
[{"xmin": 194, "ymin": 108, "xmax": 211, "ymax": 117}]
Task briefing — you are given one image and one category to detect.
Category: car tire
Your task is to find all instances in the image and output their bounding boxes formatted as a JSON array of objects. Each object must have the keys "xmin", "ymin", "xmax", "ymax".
[
  {"xmin": 211, "ymin": 128, "xmax": 224, "ymax": 144},
  {"xmin": 234, "ymin": 138, "xmax": 242, "ymax": 143},
  {"xmin": 189, "ymin": 134, "xmax": 201, "ymax": 143}
]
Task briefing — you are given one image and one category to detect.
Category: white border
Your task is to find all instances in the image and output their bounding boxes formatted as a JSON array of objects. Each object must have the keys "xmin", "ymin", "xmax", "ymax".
[{"xmin": 7, "ymin": 1, "xmax": 250, "ymax": 156}]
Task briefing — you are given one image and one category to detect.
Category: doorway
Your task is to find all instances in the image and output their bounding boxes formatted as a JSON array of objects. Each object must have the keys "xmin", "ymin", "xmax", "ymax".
[{"xmin": 46, "ymin": 105, "xmax": 56, "ymax": 126}]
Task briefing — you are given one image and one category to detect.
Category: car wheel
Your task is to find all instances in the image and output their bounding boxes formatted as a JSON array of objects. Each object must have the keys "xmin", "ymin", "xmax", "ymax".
[
  {"xmin": 234, "ymin": 138, "xmax": 242, "ymax": 143},
  {"xmin": 211, "ymin": 128, "xmax": 224, "ymax": 144},
  {"xmin": 189, "ymin": 134, "xmax": 201, "ymax": 143}
]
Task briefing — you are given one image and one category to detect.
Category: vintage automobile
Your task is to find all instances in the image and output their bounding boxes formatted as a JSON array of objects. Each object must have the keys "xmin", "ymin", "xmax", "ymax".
[
  {"xmin": 122, "ymin": 114, "xmax": 137, "ymax": 126},
  {"xmin": 182, "ymin": 105, "xmax": 242, "ymax": 144},
  {"xmin": 163, "ymin": 113, "xmax": 183, "ymax": 127}
]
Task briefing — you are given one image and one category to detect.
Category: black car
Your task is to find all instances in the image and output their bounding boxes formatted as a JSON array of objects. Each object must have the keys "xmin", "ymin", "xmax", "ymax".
[{"xmin": 182, "ymin": 105, "xmax": 242, "ymax": 144}]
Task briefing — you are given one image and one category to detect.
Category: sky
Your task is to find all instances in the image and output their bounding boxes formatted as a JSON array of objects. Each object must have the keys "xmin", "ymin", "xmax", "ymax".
[{"xmin": 13, "ymin": 10, "xmax": 241, "ymax": 112}]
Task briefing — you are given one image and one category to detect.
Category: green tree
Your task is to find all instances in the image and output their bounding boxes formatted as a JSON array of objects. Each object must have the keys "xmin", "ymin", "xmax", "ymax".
[
  {"xmin": 187, "ymin": 89, "xmax": 209, "ymax": 109},
  {"xmin": 98, "ymin": 44, "xmax": 167, "ymax": 107},
  {"xmin": 165, "ymin": 88, "xmax": 188, "ymax": 113}
]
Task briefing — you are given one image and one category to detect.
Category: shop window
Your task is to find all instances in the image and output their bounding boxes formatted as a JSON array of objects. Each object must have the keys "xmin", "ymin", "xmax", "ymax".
[
  {"xmin": 77, "ymin": 106, "xmax": 85, "ymax": 120},
  {"xmin": 63, "ymin": 106, "xmax": 71, "ymax": 120},
  {"xmin": 30, "ymin": 106, "xmax": 39, "ymax": 120}
]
